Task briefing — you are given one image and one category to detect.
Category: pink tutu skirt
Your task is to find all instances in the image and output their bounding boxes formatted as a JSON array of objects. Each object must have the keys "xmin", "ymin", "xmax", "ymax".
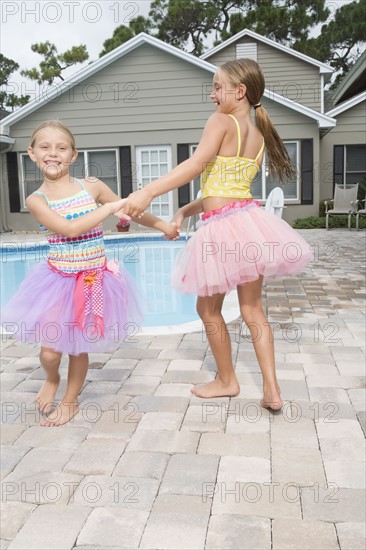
[
  {"xmin": 172, "ymin": 199, "xmax": 314, "ymax": 296},
  {"xmin": 1, "ymin": 260, "xmax": 144, "ymax": 355}
]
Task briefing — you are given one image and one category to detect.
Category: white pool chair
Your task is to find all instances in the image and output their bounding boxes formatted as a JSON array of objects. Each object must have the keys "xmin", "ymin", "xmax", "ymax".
[{"xmin": 264, "ymin": 187, "xmax": 285, "ymax": 218}]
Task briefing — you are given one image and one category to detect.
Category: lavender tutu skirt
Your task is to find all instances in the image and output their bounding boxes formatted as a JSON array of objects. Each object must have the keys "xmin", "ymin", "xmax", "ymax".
[
  {"xmin": 1, "ymin": 260, "xmax": 144, "ymax": 355},
  {"xmin": 172, "ymin": 200, "xmax": 314, "ymax": 296}
]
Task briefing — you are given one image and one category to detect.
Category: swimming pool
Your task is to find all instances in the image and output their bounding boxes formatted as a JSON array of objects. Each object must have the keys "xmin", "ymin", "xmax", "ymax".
[{"xmin": 0, "ymin": 236, "xmax": 199, "ymax": 330}]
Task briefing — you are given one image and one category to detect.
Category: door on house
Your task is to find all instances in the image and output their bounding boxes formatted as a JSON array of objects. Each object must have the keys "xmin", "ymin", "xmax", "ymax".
[{"xmin": 136, "ymin": 145, "xmax": 173, "ymax": 221}]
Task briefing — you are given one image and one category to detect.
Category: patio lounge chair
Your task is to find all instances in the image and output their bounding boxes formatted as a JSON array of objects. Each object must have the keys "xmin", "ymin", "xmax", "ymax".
[
  {"xmin": 324, "ymin": 184, "xmax": 359, "ymax": 230},
  {"xmin": 264, "ymin": 187, "xmax": 285, "ymax": 218},
  {"xmin": 356, "ymin": 199, "xmax": 366, "ymax": 231}
]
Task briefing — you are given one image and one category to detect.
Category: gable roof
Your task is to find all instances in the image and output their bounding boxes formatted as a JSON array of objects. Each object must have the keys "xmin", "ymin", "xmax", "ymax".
[
  {"xmin": 0, "ymin": 33, "xmax": 217, "ymax": 134},
  {"xmin": 326, "ymin": 91, "xmax": 366, "ymax": 118},
  {"xmin": 201, "ymin": 28, "xmax": 333, "ymax": 75},
  {"xmin": 265, "ymin": 89, "xmax": 335, "ymax": 128},
  {"xmin": 332, "ymin": 51, "xmax": 366, "ymax": 105},
  {"xmin": 0, "ymin": 32, "xmax": 335, "ymax": 136}
]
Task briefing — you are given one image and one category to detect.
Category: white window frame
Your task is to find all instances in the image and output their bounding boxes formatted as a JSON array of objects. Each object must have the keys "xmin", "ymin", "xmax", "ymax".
[
  {"xmin": 19, "ymin": 149, "xmax": 120, "ymax": 211},
  {"xmin": 77, "ymin": 149, "xmax": 121, "ymax": 195},
  {"xmin": 19, "ymin": 152, "xmax": 41, "ymax": 211},
  {"xmin": 136, "ymin": 145, "xmax": 173, "ymax": 221},
  {"xmin": 190, "ymin": 144, "xmax": 200, "ymax": 200},
  {"xmin": 253, "ymin": 141, "xmax": 300, "ymax": 203},
  {"xmin": 344, "ymin": 144, "xmax": 366, "ymax": 186}
]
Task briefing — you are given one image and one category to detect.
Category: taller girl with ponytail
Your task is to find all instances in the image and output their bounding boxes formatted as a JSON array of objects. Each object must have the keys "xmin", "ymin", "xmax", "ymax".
[{"xmin": 121, "ymin": 58, "xmax": 314, "ymax": 407}]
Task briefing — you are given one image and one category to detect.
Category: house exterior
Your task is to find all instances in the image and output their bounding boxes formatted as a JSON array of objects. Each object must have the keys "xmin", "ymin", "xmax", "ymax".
[
  {"xmin": 1, "ymin": 29, "xmax": 364, "ymax": 232},
  {"xmin": 320, "ymin": 51, "xmax": 366, "ymax": 199}
]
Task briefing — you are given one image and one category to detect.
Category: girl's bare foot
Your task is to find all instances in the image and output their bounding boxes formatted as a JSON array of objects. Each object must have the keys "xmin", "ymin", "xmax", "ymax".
[
  {"xmin": 35, "ymin": 375, "xmax": 60, "ymax": 414},
  {"xmin": 260, "ymin": 384, "xmax": 283, "ymax": 411},
  {"xmin": 192, "ymin": 379, "xmax": 240, "ymax": 398},
  {"xmin": 41, "ymin": 401, "xmax": 79, "ymax": 427}
]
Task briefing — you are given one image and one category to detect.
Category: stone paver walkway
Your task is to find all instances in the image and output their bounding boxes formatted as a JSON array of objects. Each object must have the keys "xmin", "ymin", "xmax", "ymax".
[{"xmin": 1, "ymin": 229, "xmax": 365, "ymax": 549}]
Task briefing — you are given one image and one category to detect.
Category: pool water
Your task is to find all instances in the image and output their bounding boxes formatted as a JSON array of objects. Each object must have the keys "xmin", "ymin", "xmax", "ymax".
[{"xmin": 0, "ymin": 237, "xmax": 198, "ymax": 328}]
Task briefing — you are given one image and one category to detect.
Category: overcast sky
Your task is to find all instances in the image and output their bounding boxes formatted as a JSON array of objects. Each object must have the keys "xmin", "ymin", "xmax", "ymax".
[
  {"xmin": 1, "ymin": 1, "xmax": 152, "ymax": 92},
  {"xmin": 1, "ymin": 0, "xmax": 356, "ymax": 95}
]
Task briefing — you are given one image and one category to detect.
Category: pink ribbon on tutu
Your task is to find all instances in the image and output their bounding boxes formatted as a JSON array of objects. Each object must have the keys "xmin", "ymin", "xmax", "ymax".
[
  {"xmin": 48, "ymin": 259, "xmax": 120, "ymax": 337},
  {"xmin": 201, "ymin": 198, "xmax": 262, "ymax": 221},
  {"xmin": 74, "ymin": 268, "xmax": 104, "ymax": 336}
]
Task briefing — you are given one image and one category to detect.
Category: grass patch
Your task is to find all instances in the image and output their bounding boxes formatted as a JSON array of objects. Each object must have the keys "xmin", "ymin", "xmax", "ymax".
[{"xmin": 292, "ymin": 215, "xmax": 366, "ymax": 229}]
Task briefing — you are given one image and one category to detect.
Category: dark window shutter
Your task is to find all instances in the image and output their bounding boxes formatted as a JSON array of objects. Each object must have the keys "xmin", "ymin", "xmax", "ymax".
[
  {"xmin": 333, "ymin": 145, "xmax": 344, "ymax": 188},
  {"xmin": 6, "ymin": 152, "xmax": 21, "ymax": 212},
  {"xmin": 177, "ymin": 144, "xmax": 190, "ymax": 207},
  {"xmin": 301, "ymin": 139, "xmax": 313, "ymax": 205},
  {"xmin": 119, "ymin": 146, "xmax": 132, "ymax": 198}
]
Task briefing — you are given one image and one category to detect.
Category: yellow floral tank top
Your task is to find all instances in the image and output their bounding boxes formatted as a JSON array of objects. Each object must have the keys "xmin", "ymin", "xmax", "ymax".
[{"xmin": 201, "ymin": 114, "xmax": 265, "ymax": 200}]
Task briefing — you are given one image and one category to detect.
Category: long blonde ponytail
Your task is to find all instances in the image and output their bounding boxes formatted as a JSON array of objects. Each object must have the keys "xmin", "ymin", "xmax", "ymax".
[{"xmin": 221, "ymin": 59, "xmax": 296, "ymax": 182}]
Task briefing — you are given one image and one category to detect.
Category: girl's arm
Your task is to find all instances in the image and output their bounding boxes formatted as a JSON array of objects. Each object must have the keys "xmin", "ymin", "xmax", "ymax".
[
  {"xmin": 122, "ymin": 114, "xmax": 228, "ymax": 217},
  {"xmin": 176, "ymin": 198, "xmax": 204, "ymax": 219},
  {"xmin": 170, "ymin": 198, "xmax": 204, "ymax": 232},
  {"xmin": 26, "ymin": 194, "xmax": 126, "ymax": 238},
  {"xmin": 132, "ymin": 212, "xmax": 179, "ymax": 239},
  {"xmin": 89, "ymin": 177, "xmax": 179, "ymax": 238}
]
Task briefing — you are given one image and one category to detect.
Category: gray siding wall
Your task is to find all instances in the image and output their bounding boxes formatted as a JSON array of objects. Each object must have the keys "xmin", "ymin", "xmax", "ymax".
[
  {"xmin": 9, "ymin": 44, "xmax": 214, "ymax": 148},
  {"xmin": 205, "ymin": 37, "xmax": 322, "ymax": 112},
  {"xmin": 320, "ymin": 100, "xmax": 366, "ymax": 200},
  {"xmin": 4, "ymin": 44, "xmax": 214, "ymax": 230},
  {"xmin": 3, "ymin": 43, "xmax": 320, "ymax": 230}
]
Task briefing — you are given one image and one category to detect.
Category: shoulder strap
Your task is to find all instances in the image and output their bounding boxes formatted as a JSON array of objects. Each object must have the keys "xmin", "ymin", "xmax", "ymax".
[
  {"xmin": 75, "ymin": 178, "xmax": 86, "ymax": 190},
  {"xmin": 32, "ymin": 190, "xmax": 49, "ymax": 205},
  {"xmin": 255, "ymin": 139, "xmax": 265, "ymax": 163},
  {"xmin": 227, "ymin": 114, "xmax": 241, "ymax": 157}
]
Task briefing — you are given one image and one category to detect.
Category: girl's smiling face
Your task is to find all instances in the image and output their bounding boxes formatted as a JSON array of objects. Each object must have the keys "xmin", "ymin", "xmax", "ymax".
[
  {"xmin": 210, "ymin": 69, "xmax": 246, "ymax": 113},
  {"xmin": 28, "ymin": 127, "xmax": 78, "ymax": 180}
]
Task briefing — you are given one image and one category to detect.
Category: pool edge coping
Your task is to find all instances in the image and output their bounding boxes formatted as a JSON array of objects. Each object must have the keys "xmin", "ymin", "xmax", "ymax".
[{"xmin": 1, "ymin": 232, "xmax": 240, "ymax": 335}]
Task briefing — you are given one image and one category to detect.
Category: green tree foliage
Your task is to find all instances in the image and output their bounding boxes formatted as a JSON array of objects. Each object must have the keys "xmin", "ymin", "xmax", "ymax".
[
  {"xmin": 146, "ymin": 0, "xmax": 329, "ymax": 53},
  {"xmin": 99, "ymin": 0, "xmax": 366, "ymax": 85},
  {"xmin": 21, "ymin": 42, "xmax": 89, "ymax": 85},
  {"xmin": 294, "ymin": 0, "xmax": 366, "ymax": 87},
  {"xmin": 0, "ymin": 54, "xmax": 30, "ymax": 110},
  {"xmin": 149, "ymin": 0, "xmax": 217, "ymax": 56},
  {"xmin": 100, "ymin": 26, "xmax": 135, "ymax": 57},
  {"xmin": 100, "ymin": 17, "xmax": 153, "ymax": 56},
  {"xmin": 227, "ymin": 0, "xmax": 329, "ymax": 46}
]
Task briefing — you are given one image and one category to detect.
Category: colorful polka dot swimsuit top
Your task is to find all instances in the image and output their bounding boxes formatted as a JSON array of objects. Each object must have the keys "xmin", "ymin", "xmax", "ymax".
[
  {"xmin": 201, "ymin": 114, "xmax": 265, "ymax": 200},
  {"xmin": 33, "ymin": 179, "xmax": 105, "ymax": 273}
]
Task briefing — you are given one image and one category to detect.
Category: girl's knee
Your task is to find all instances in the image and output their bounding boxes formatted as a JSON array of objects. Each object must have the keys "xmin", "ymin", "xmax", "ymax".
[
  {"xmin": 240, "ymin": 303, "xmax": 263, "ymax": 325},
  {"xmin": 196, "ymin": 303, "xmax": 221, "ymax": 322},
  {"xmin": 196, "ymin": 301, "xmax": 206, "ymax": 319},
  {"xmin": 40, "ymin": 348, "xmax": 61, "ymax": 367}
]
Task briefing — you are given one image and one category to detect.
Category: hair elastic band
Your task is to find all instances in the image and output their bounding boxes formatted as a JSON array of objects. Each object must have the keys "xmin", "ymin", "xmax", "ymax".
[{"xmin": 253, "ymin": 103, "xmax": 261, "ymax": 110}]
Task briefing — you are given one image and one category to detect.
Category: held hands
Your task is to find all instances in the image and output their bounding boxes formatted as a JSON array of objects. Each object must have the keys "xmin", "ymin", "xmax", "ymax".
[
  {"xmin": 162, "ymin": 208, "xmax": 186, "ymax": 240},
  {"xmin": 110, "ymin": 198, "xmax": 131, "ymax": 222},
  {"xmin": 163, "ymin": 222, "xmax": 180, "ymax": 241},
  {"xmin": 121, "ymin": 189, "xmax": 152, "ymax": 218},
  {"xmin": 170, "ymin": 209, "xmax": 185, "ymax": 233}
]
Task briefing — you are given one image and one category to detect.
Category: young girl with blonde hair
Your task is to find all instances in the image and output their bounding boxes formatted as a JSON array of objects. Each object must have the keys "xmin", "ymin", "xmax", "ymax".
[{"xmin": 1, "ymin": 120, "xmax": 178, "ymax": 426}]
